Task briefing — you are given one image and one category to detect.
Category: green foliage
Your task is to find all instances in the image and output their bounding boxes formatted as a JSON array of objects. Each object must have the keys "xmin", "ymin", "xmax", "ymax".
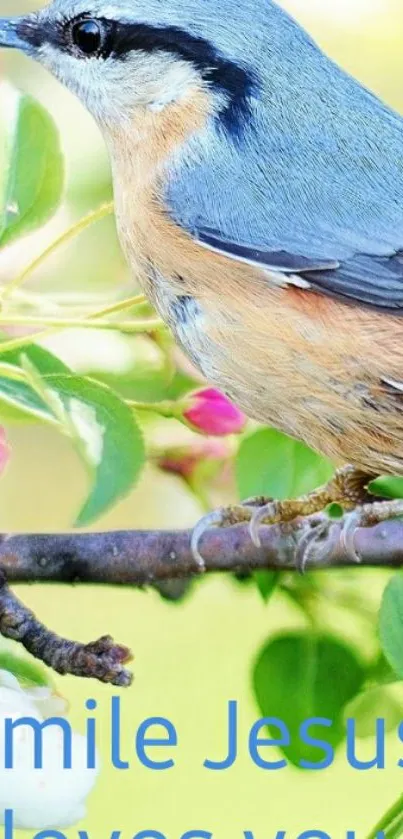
[
  {"xmin": 236, "ymin": 428, "xmax": 333, "ymax": 500},
  {"xmin": 379, "ymin": 574, "xmax": 403, "ymax": 679},
  {"xmin": 0, "ymin": 351, "xmax": 145, "ymax": 525},
  {"xmin": 45, "ymin": 373, "xmax": 145, "ymax": 526},
  {"xmin": 3, "ymin": 341, "xmax": 71, "ymax": 375},
  {"xmin": 236, "ymin": 428, "xmax": 333, "ymax": 599},
  {"xmin": 23, "ymin": 363, "xmax": 146, "ymax": 526},
  {"xmin": 0, "ymin": 82, "xmax": 64, "ymax": 245},
  {"xmin": 0, "ymin": 650, "xmax": 50, "ymax": 687},
  {"xmin": 345, "ymin": 685, "xmax": 403, "ymax": 737},
  {"xmin": 370, "ymin": 475, "xmax": 403, "ymax": 499},
  {"xmin": 253, "ymin": 631, "xmax": 366, "ymax": 767},
  {"xmin": 253, "ymin": 570, "xmax": 279, "ymax": 603},
  {"xmin": 0, "ymin": 363, "xmax": 55, "ymax": 424},
  {"xmin": 0, "ymin": 340, "xmax": 71, "ymax": 423}
]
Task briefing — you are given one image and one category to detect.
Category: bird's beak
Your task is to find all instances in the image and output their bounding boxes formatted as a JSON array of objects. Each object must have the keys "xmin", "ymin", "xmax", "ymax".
[{"xmin": 0, "ymin": 18, "xmax": 35, "ymax": 53}]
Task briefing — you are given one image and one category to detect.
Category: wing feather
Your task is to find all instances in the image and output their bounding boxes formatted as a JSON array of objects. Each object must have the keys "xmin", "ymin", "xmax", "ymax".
[{"xmin": 194, "ymin": 227, "xmax": 403, "ymax": 310}]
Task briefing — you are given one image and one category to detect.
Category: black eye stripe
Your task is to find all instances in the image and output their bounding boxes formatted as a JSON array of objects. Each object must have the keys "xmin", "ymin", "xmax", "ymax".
[
  {"xmin": 16, "ymin": 15, "xmax": 115, "ymax": 58},
  {"xmin": 17, "ymin": 16, "xmax": 258, "ymax": 136},
  {"xmin": 110, "ymin": 23, "xmax": 258, "ymax": 135}
]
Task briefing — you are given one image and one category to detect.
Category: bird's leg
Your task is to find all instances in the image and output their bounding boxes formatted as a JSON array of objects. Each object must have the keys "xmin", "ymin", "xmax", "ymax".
[
  {"xmin": 191, "ymin": 465, "xmax": 374, "ymax": 570},
  {"xmin": 247, "ymin": 465, "xmax": 373, "ymax": 547}
]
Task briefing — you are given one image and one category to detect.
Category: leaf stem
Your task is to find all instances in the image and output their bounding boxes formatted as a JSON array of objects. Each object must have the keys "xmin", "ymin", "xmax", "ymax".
[
  {"xmin": 0, "ymin": 327, "xmax": 64, "ymax": 356},
  {"xmin": 366, "ymin": 792, "xmax": 403, "ymax": 839},
  {"xmin": 0, "ymin": 313, "xmax": 161, "ymax": 331},
  {"xmin": 0, "ymin": 293, "xmax": 152, "ymax": 356},
  {"xmin": 129, "ymin": 399, "xmax": 177, "ymax": 418},
  {"xmin": 1, "ymin": 201, "xmax": 114, "ymax": 302},
  {"xmin": 385, "ymin": 812, "xmax": 403, "ymax": 839},
  {"xmin": 84, "ymin": 293, "xmax": 147, "ymax": 320}
]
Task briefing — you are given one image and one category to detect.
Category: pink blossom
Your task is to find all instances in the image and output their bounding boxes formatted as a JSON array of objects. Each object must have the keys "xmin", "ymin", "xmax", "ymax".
[
  {"xmin": 181, "ymin": 388, "xmax": 246, "ymax": 436},
  {"xmin": 158, "ymin": 438, "xmax": 230, "ymax": 478}
]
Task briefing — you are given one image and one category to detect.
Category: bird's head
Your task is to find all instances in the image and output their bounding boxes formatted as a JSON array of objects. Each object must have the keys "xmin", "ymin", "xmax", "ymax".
[{"xmin": 0, "ymin": 0, "xmax": 291, "ymax": 138}]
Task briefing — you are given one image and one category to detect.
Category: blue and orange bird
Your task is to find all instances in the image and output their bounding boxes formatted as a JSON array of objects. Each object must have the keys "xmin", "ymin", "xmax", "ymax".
[{"xmin": 2, "ymin": 0, "xmax": 403, "ymax": 564}]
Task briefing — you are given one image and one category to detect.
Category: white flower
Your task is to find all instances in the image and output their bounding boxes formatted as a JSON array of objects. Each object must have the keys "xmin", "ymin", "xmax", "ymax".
[{"xmin": 0, "ymin": 670, "xmax": 99, "ymax": 829}]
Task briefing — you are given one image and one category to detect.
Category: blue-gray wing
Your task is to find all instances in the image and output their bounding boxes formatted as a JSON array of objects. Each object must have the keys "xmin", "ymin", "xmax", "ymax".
[
  {"xmin": 195, "ymin": 226, "xmax": 403, "ymax": 310},
  {"xmin": 195, "ymin": 227, "xmax": 339, "ymax": 273},
  {"xmin": 302, "ymin": 252, "xmax": 403, "ymax": 309},
  {"xmin": 164, "ymin": 36, "xmax": 403, "ymax": 311}
]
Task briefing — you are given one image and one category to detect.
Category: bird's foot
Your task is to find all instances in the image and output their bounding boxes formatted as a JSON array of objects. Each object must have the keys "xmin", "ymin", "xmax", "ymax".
[
  {"xmin": 295, "ymin": 496, "xmax": 403, "ymax": 570},
  {"xmin": 338, "ymin": 498, "xmax": 403, "ymax": 563},
  {"xmin": 191, "ymin": 465, "xmax": 375, "ymax": 571},
  {"xmin": 191, "ymin": 503, "xmax": 255, "ymax": 570}
]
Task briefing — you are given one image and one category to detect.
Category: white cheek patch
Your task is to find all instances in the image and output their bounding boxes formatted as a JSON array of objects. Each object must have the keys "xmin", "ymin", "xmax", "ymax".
[
  {"xmin": 146, "ymin": 58, "xmax": 201, "ymax": 112},
  {"xmin": 38, "ymin": 43, "xmax": 201, "ymax": 122},
  {"xmin": 148, "ymin": 95, "xmax": 177, "ymax": 112}
]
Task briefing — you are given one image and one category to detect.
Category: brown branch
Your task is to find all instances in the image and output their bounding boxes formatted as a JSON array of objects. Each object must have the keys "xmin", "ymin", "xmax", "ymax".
[
  {"xmin": 0, "ymin": 516, "xmax": 402, "ymax": 583},
  {"xmin": 0, "ymin": 570, "xmax": 133, "ymax": 686},
  {"xmin": 0, "ymin": 515, "xmax": 401, "ymax": 686}
]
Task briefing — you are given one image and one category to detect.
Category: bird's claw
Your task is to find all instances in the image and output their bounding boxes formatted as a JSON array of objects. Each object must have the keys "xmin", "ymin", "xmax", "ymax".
[
  {"xmin": 295, "ymin": 518, "xmax": 331, "ymax": 573},
  {"xmin": 249, "ymin": 502, "xmax": 277, "ymax": 548},
  {"xmin": 190, "ymin": 509, "xmax": 225, "ymax": 572},
  {"xmin": 339, "ymin": 510, "xmax": 362, "ymax": 563},
  {"xmin": 191, "ymin": 503, "xmax": 256, "ymax": 569},
  {"xmin": 295, "ymin": 511, "xmax": 363, "ymax": 572}
]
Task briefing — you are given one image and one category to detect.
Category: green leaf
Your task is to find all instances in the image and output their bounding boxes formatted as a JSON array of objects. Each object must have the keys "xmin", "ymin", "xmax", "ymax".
[
  {"xmin": 253, "ymin": 570, "xmax": 279, "ymax": 603},
  {"xmin": 0, "ymin": 361, "xmax": 54, "ymax": 424},
  {"xmin": 153, "ymin": 579, "xmax": 193, "ymax": 603},
  {"xmin": 367, "ymin": 652, "xmax": 400, "ymax": 687},
  {"xmin": 369, "ymin": 476, "xmax": 403, "ymax": 500},
  {"xmin": 379, "ymin": 574, "xmax": 403, "ymax": 679},
  {"xmin": 0, "ymin": 651, "xmax": 49, "ymax": 688},
  {"xmin": 237, "ymin": 429, "xmax": 333, "ymax": 598},
  {"xmin": 345, "ymin": 685, "xmax": 403, "ymax": 738},
  {"xmin": 0, "ymin": 341, "xmax": 71, "ymax": 376},
  {"xmin": 0, "ymin": 350, "xmax": 145, "ymax": 521},
  {"xmin": 30, "ymin": 372, "xmax": 145, "ymax": 525},
  {"xmin": 236, "ymin": 427, "xmax": 333, "ymax": 501},
  {"xmin": 253, "ymin": 631, "xmax": 365, "ymax": 768},
  {"xmin": 0, "ymin": 82, "xmax": 64, "ymax": 246},
  {"xmin": 0, "ymin": 342, "xmax": 69, "ymax": 424},
  {"xmin": 0, "ymin": 375, "xmax": 52, "ymax": 422}
]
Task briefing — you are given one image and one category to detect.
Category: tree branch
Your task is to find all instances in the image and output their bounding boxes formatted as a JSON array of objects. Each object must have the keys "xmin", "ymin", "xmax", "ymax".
[
  {"xmin": 0, "ymin": 515, "xmax": 401, "ymax": 686},
  {"xmin": 0, "ymin": 516, "xmax": 402, "ymax": 585}
]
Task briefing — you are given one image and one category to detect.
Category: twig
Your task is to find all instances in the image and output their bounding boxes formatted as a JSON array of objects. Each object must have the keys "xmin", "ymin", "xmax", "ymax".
[
  {"xmin": 0, "ymin": 514, "xmax": 401, "ymax": 686},
  {"xmin": 0, "ymin": 569, "xmax": 132, "ymax": 686}
]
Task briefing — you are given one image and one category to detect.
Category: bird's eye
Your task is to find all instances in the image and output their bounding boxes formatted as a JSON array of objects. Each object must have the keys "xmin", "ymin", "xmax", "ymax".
[{"xmin": 71, "ymin": 19, "xmax": 104, "ymax": 56}]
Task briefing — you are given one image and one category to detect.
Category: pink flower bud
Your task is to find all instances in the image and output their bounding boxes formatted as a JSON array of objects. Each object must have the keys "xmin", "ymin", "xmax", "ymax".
[
  {"xmin": 158, "ymin": 438, "xmax": 230, "ymax": 478},
  {"xmin": 181, "ymin": 388, "xmax": 246, "ymax": 436}
]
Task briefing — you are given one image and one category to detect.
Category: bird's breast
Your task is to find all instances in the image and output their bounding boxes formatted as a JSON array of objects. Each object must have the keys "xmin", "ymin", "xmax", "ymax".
[{"xmin": 109, "ymin": 118, "xmax": 403, "ymax": 478}]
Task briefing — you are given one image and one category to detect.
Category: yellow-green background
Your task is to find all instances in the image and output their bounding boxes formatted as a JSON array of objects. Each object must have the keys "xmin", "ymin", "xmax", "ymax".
[{"xmin": 1, "ymin": 0, "xmax": 403, "ymax": 835}]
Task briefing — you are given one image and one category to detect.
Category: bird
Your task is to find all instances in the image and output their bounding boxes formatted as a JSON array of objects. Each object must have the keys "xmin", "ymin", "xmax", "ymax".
[{"xmin": 2, "ymin": 0, "xmax": 403, "ymax": 567}]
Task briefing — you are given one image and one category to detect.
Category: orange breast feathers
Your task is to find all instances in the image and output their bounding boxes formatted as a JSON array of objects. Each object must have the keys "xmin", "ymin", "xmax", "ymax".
[{"xmin": 106, "ymin": 86, "xmax": 403, "ymax": 477}]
